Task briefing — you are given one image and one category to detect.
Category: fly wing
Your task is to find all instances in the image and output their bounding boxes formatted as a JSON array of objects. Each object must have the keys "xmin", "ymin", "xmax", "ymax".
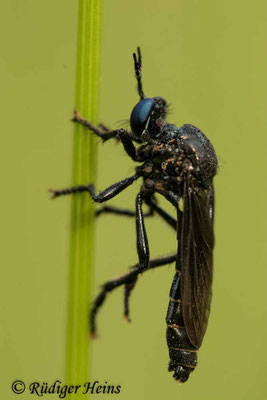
[{"xmin": 177, "ymin": 179, "xmax": 215, "ymax": 349}]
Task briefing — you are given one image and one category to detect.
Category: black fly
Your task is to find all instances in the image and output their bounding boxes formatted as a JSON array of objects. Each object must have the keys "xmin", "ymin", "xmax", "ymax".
[{"xmin": 51, "ymin": 48, "xmax": 218, "ymax": 383}]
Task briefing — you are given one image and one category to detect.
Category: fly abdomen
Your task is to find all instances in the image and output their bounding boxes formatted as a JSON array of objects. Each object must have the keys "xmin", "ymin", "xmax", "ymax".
[{"xmin": 166, "ymin": 271, "xmax": 198, "ymax": 383}]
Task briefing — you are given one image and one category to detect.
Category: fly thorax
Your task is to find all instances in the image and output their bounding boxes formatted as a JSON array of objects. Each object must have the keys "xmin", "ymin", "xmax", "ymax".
[{"xmin": 177, "ymin": 124, "xmax": 218, "ymax": 188}]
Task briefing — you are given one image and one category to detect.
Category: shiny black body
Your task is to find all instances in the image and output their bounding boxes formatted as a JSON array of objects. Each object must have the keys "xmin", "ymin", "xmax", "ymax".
[{"xmin": 51, "ymin": 48, "xmax": 217, "ymax": 383}]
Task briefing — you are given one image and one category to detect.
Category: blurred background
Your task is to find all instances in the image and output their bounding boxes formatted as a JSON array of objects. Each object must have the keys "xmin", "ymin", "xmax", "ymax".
[{"xmin": 1, "ymin": 0, "xmax": 267, "ymax": 399}]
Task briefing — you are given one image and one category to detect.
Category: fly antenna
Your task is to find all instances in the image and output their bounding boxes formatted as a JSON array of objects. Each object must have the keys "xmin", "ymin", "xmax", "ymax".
[{"xmin": 133, "ymin": 47, "xmax": 145, "ymax": 100}]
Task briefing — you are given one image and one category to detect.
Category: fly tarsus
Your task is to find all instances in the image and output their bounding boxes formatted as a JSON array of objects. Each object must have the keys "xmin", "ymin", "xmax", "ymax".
[{"xmin": 72, "ymin": 110, "xmax": 119, "ymax": 142}]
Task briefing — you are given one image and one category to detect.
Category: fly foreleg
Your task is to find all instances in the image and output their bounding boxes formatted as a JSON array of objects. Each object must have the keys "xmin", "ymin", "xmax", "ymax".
[
  {"xmin": 72, "ymin": 111, "xmax": 140, "ymax": 160},
  {"xmin": 72, "ymin": 110, "xmax": 119, "ymax": 141}
]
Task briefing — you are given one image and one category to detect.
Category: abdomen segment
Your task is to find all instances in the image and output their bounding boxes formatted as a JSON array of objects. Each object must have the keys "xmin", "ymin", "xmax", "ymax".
[{"xmin": 166, "ymin": 271, "xmax": 198, "ymax": 382}]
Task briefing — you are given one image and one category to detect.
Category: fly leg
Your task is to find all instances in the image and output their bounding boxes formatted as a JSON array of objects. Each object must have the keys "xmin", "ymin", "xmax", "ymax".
[
  {"xmin": 135, "ymin": 189, "xmax": 179, "ymax": 271},
  {"xmin": 49, "ymin": 173, "xmax": 140, "ymax": 201},
  {"xmin": 146, "ymin": 197, "xmax": 177, "ymax": 230},
  {"xmin": 124, "ymin": 199, "xmax": 177, "ymax": 320},
  {"xmin": 95, "ymin": 197, "xmax": 177, "ymax": 228},
  {"xmin": 73, "ymin": 110, "xmax": 140, "ymax": 160},
  {"xmin": 136, "ymin": 191, "xmax": 150, "ymax": 272},
  {"xmin": 90, "ymin": 254, "xmax": 176, "ymax": 336},
  {"xmin": 72, "ymin": 110, "xmax": 119, "ymax": 142},
  {"xmin": 97, "ymin": 123, "xmax": 110, "ymax": 133},
  {"xmin": 96, "ymin": 205, "xmax": 154, "ymax": 218},
  {"xmin": 95, "ymin": 197, "xmax": 177, "ymax": 321}
]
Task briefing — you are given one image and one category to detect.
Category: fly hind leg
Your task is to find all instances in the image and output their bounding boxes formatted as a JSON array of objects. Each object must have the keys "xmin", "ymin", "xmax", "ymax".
[{"xmin": 90, "ymin": 254, "xmax": 176, "ymax": 337}]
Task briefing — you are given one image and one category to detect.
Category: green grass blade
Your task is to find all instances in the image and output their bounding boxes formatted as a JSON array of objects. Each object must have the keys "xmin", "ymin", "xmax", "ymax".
[{"xmin": 66, "ymin": 0, "xmax": 103, "ymax": 393}]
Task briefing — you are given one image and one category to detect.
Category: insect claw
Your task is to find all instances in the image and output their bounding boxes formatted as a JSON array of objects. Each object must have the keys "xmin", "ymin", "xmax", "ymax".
[
  {"xmin": 71, "ymin": 109, "xmax": 80, "ymax": 122},
  {"xmin": 124, "ymin": 314, "xmax": 131, "ymax": 323},
  {"xmin": 90, "ymin": 331, "xmax": 98, "ymax": 340},
  {"xmin": 48, "ymin": 188, "xmax": 57, "ymax": 199}
]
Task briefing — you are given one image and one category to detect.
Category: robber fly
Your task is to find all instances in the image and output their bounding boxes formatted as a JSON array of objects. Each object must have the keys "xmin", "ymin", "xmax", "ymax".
[{"xmin": 50, "ymin": 48, "xmax": 217, "ymax": 383}]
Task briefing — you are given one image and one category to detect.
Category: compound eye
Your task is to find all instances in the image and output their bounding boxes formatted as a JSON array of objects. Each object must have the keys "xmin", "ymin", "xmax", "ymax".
[{"xmin": 130, "ymin": 98, "xmax": 154, "ymax": 136}]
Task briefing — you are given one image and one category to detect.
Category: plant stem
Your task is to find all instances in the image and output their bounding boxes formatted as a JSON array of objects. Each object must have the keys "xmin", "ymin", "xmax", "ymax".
[{"xmin": 66, "ymin": 0, "xmax": 102, "ymax": 393}]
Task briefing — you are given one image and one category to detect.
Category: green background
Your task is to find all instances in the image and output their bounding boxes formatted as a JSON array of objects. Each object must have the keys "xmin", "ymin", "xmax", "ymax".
[{"xmin": 1, "ymin": 1, "xmax": 267, "ymax": 399}]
